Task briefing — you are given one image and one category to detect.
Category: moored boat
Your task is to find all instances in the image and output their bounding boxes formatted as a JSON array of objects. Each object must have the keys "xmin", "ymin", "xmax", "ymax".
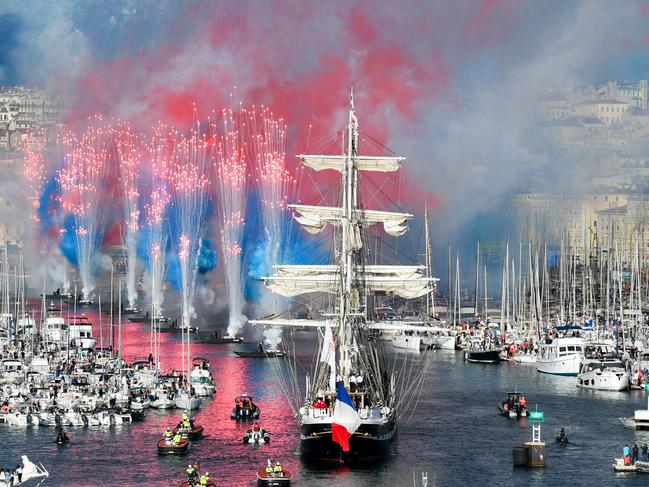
[
  {"xmin": 536, "ymin": 336, "xmax": 584, "ymax": 376},
  {"xmin": 577, "ymin": 358, "xmax": 629, "ymax": 391}
]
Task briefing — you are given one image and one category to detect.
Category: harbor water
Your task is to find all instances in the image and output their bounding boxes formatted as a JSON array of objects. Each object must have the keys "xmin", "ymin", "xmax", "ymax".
[{"xmin": 2, "ymin": 321, "xmax": 648, "ymax": 486}]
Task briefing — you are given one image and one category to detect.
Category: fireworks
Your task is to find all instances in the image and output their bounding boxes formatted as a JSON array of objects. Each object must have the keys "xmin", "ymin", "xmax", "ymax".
[
  {"xmin": 214, "ymin": 108, "xmax": 249, "ymax": 337},
  {"xmin": 26, "ymin": 101, "xmax": 292, "ymax": 335},
  {"xmin": 166, "ymin": 122, "xmax": 211, "ymax": 331},
  {"xmin": 57, "ymin": 119, "xmax": 111, "ymax": 300},
  {"xmin": 115, "ymin": 123, "xmax": 143, "ymax": 309}
]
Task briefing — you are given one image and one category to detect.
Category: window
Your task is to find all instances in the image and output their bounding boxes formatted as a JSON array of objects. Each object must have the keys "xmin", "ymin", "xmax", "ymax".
[
  {"xmin": 559, "ymin": 347, "xmax": 567, "ymax": 352},
  {"xmin": 567, "ymin": 346, "xmax": 575, "ymax": 351}
]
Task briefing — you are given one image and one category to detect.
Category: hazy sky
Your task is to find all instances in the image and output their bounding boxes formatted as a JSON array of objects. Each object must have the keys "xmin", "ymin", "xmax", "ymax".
[{"xmin": 3, "ymin": 0, "xmax": 649, "ymax": 277}]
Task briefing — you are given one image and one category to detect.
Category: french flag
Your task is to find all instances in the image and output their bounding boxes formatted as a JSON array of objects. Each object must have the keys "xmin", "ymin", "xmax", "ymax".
[{"xmin": 332, "ymin": 381, "xmax": 362, "ymax": 452}]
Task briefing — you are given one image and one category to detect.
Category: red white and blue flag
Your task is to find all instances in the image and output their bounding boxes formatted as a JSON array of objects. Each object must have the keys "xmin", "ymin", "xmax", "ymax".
[{"xmin": 332, "ymin": 381, "xmax": 362, "ymax": 452}]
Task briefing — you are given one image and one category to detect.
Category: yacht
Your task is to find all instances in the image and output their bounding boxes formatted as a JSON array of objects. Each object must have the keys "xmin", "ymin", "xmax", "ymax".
[
  {"xmin": 41, "ymin": 315, "xmax": 67, "ymax": 348},
  {"xmin": 577, "ymin": 358, "xmax": 629, "ymax": 391},
  {"xmin": 536, "ymin": 337, "xmax": 584, "ymax": 376},
  {"xmin": 68, "ymin": 316, "xmax": 97, "ymax": 350},
  {"xmin": 577, "ymin": 344, "xmax": 629, "ymax": 391}
]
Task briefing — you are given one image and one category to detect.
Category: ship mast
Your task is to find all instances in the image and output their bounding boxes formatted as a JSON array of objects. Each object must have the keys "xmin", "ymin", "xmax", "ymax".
[{"xmin": 339, "ymin": 88, "xmax": 360, "ymax": 383}]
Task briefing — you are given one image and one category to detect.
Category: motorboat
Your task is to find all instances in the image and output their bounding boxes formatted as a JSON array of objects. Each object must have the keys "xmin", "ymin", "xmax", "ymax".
[
  {"xmin": 577, "ymin": 358, "xmax": 629, "ymax": 391},
  {"xmin": 244, "ymin": 426, "xmax": 271, "ymax": 444},
  {"xmin": 231, "ymin": 394, "xmax": 260, "ymax": 420},
  {"xmin": 620, "ymin": 397, "xmax": 649, "ymax": 429},
  {"xmin": 257, "ymin": 468, "xmax": 292, "ymax": 486},
  {"xmin": 463, "ymin": 337, "xmax": 500, "ymax": 363},
  {"xmin": 189, "ymin": 358, "xmax": 216, "ymax": 396},
  {"xmin": 536, "ymin": 336, "xmax": 584, "ymax": 376},
  {"xmin": 514, "ymin": 352, "xmax": 537, "ymax": 364},
  {"xmin": 174, "ymin": 423, "xmax": 204, "ymax": 440},
  {"xmin": 41, "ymin": 315, "xmax": 67, "ymax": 347},
  {"xmin": 150, "ymin": 388, "xmax": 176, "ymax": 409},
  {"xmin": 174, "ymin": 389, "xmax": 202, "ymax": 411},
  {"xmin": 68, "ymin": 316, "xmax": 97, "ymax": 350},
  {"xmin": 157, "ymin": 438, "xmax": 189, "ymax": 455},
  {"xmin": 391, "ymin": 331, "xmax": 430, "ymax": 352},
  {"xmin": 197, "ymin": 330, "xmax": 244, "ymax": 343},
  {"xmin": 430, "ymin": 330, "xmax": 456, "ymax": 350},
  {"xmin": 121, "ymin": 306, "xmax": 141, "ymax": 315},
  {"xmin": 497, "ymin": 391, "xmax": 527, "ymax": 418},
  {"xmin": 1, "ymin": 359, "xmax": 25, "ymax": 384},
  {"xmin": 234, "ymin": 344, "xmax": 285, "ymax": 358},
  {"xmin": 173, "ymin": 415, "xmax": 204, "ymax": 440}
]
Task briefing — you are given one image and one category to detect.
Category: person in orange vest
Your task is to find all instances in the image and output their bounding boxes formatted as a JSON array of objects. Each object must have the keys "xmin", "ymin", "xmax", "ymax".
[{"xmin": 519, "ymin": 396, "xmax": 527, "ymax": 410}]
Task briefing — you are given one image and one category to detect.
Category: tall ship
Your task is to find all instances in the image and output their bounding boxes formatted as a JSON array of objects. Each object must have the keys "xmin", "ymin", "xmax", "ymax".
[{"xmin": 252, "ymin": 91, "xmax": 435, "ymax": 461}]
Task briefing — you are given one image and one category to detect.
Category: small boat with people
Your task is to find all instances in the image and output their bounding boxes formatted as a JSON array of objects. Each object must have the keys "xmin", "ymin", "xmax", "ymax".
[
  {"xmin": 2, "ymin": 455, "xmax": 49, "ymax": 486},
  {"xmin": 157, "ymin": 432, "xmax": 190, "ymax": 455},
  {"xmin": 234, "ymin": 343, "xmax": 285, "ymax": 358},
  {"xmin": 555, "ymin": 427, "xmax": 569, "ymax": 444},
  {"xmin": 257, "ymin": 460, "xmax": 291, "ymax": 486},
  {"xmin": 173, "ymin": 413, "xmax": 204, "ymax": 440},
  {"xmin": 464, "ymin": 337, "xmax": 500, "ymax": 363},
  {"xmin": 497, "ymin": 390, "xmax": 527, "ymax": 418},
  {"xmin": 244, "ymin": 422, "xmax": 270, "ymax": 444},
  {"xmin": 231, "ymin": 394, "xmax": 260, "ymax": 420},
  {"xmin": 198, "ymin": 329, "xmax": 244, "ymax": 344},
  {"xmin": 180, "ymin": 463, "xmax": 215, "ymax": 487}
]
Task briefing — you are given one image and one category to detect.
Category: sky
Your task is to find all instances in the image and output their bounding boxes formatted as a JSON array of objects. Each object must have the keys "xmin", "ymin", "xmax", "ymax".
[{"xmin": 3, "ymin": 0, "xmax": 649, "ymax": 290}]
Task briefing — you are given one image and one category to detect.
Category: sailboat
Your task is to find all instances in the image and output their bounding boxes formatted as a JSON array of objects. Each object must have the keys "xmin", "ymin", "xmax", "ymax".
[{"xmin": 251, "ymin": 91, "xmax": 435, "ymax": 461}]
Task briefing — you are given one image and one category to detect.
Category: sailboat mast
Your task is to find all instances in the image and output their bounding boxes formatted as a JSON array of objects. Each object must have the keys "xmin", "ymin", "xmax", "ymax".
[{"xmin": 338, "ymin": 89, "xmax": 358, "ymax": 382}]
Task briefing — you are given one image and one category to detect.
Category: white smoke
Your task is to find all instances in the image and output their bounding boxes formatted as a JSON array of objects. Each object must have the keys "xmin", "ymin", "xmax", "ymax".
[
  {"xmin": 263, "ymin": 326, "xmax": 282, "ymax": 352},
  {"xmin": 226, "ymin": 313, "xmax": 247, "ymax": 338}
]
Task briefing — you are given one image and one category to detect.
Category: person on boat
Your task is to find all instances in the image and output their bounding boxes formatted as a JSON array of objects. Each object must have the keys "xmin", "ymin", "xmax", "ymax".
[
  {"xmin": 265, "ymin": 460, "xmax": 274, "ymax": 477},
  {"xmin": 273, "ymin": 461, "xmax": 283, "ymax": 478},
  {"xmin": 253, "ymin": 421, "xmax": 261, "ymax": 432},
  {"xmin": 15, "ymin": 464, "xmax": 21, "ymax": 484},
  {"xmin": 182, "ymin": 412, "xmax": 191, "ymax": 429},
  {"xmin": 57, "ymin": 428, "xmax": 69, "ymax": 443},
  {"xmin": 633, "ymin": 443, "xmax": 639, "ymax": 465},
  {"xmin": 164, "ymin": 427, "xmax": 173, "ymax": 444},
  {"xmin": 199, "ymin": 472, "xmax": 210, "ymax": 486},
  {"xmin": 624, "ymin": 444, "xmax": 631, "ymax": 466},
  {"xmin": 519, "ymin": 395, "xmax": 527, "ymax": 410},
  {"xmin": 186, "ymin": 464, "xmax": 198, "ymax": 485},
  {"xmin": 556, "ymin": 427, "xmax": 568, "ymax": 443}
]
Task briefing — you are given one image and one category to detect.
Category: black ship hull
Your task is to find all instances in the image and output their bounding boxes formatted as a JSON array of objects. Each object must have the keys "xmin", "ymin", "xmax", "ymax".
[
  {"xmin": 464, "ymin": 349, "xmax": 501, "ymax": 363},
  {"xmin": 300, "ymin": 419, "xmax": 396, "ymax": 462},
  {"xmin": 234, "ymin": 350, "xmax": 284, "ymax": 358}
]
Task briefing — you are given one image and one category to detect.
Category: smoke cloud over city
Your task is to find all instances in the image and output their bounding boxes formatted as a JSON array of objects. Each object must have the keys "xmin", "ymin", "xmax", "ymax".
[{"xmin": 3, "ymin": 0, "xmax": 649, "ymax": 303}]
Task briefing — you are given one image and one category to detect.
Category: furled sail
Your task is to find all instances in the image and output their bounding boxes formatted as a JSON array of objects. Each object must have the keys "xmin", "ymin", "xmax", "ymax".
[
  {"xmin": 290, "ymin": 204, "xmax": 412, "ymax": 237},
  {"xmin": 264, "ymin": 265, "xmax": 432, "ymax": 298},
  {"xmin": 298, "ymin": 155, "xmax": 404, "ymax": 173}
]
